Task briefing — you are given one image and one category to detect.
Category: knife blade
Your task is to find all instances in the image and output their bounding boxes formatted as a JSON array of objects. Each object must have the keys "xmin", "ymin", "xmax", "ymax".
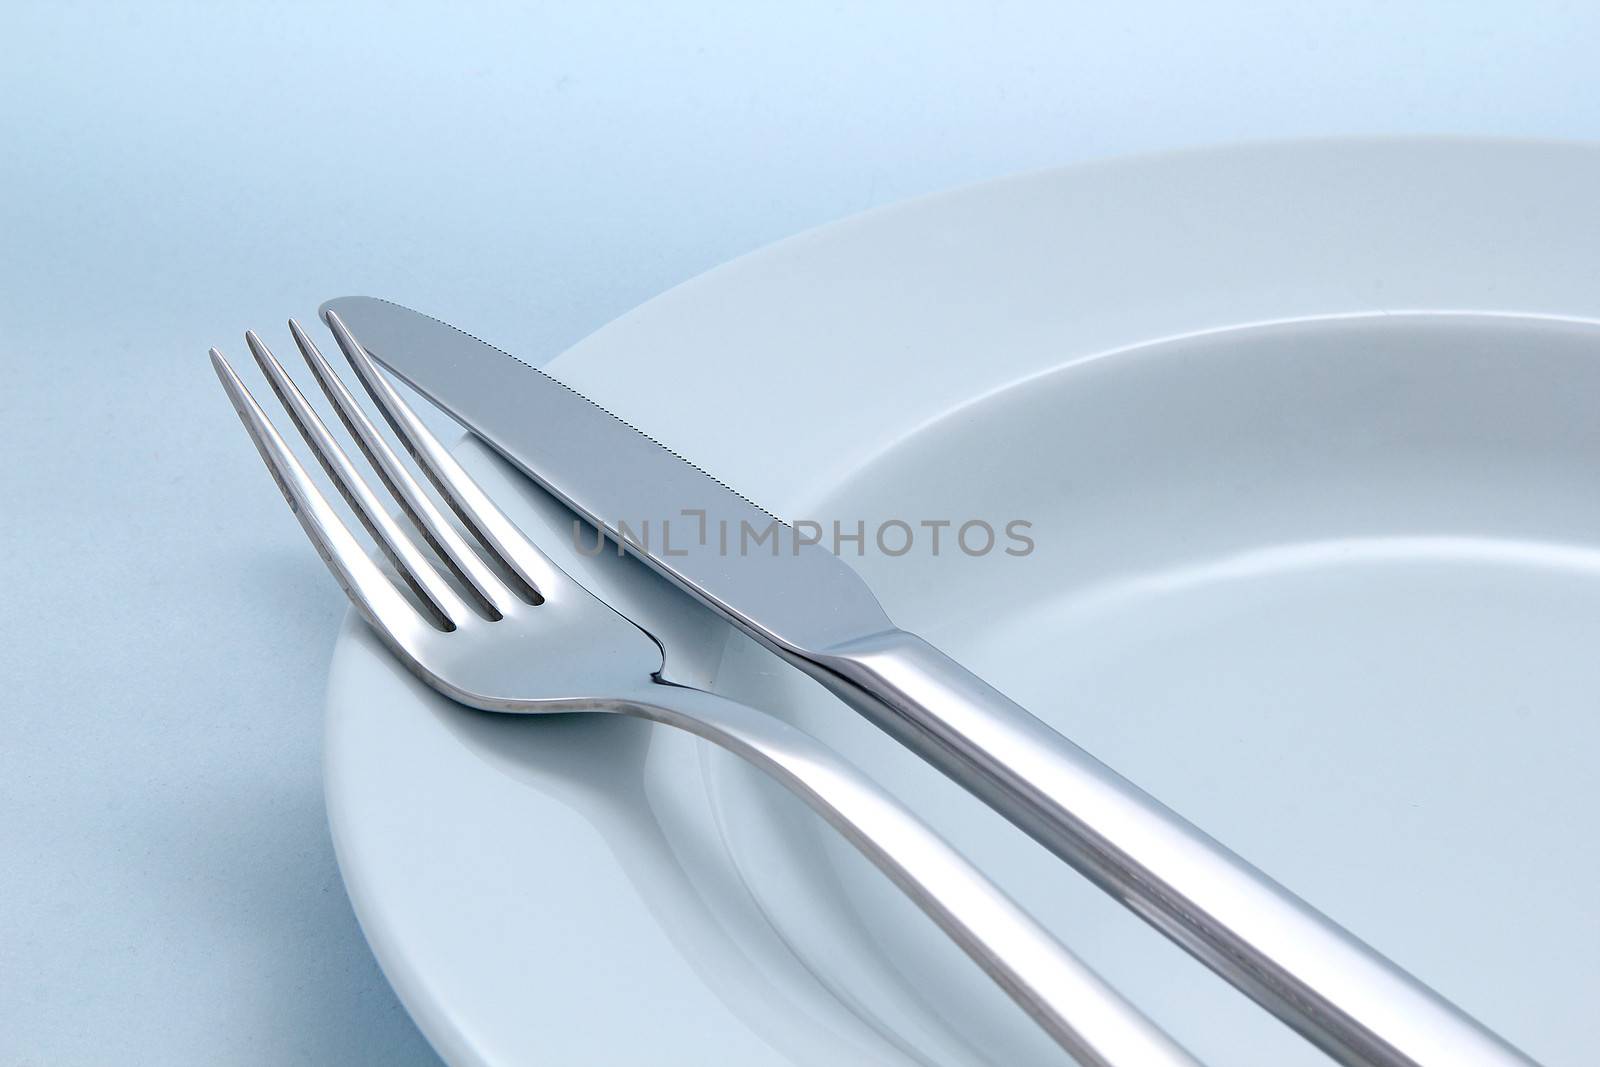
[
  {"xmin": 319, "ymin": 294, "xmax": 1537, "ymax": 1067},
  {"xmin": 319, "ymin": 296, "xmax": 894, "ymax": 656}
]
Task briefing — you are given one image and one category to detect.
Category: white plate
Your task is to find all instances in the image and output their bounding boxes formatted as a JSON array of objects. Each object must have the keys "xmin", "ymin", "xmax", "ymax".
[{"xmin": 325, "ymin": 139, "xmax": 1600, "ymax": 1066}]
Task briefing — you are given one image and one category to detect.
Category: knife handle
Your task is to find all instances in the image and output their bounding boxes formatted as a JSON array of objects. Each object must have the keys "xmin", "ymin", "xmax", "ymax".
[{"xmin": 804, "ymin": 628, "xmax": 1535, "ymax": 1067}]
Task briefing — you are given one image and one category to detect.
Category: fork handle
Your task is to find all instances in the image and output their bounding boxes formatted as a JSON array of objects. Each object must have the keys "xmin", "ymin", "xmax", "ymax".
[
  {"xmin": 800, "ymin": 628, "xmax": 1536, "ymax": 1067},
  {"xmin": 613, "ymin": 684, "xmax": 1200, "ymax": 1067}
]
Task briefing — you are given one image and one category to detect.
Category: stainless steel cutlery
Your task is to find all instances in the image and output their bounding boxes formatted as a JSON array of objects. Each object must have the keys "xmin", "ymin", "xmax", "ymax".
[
  {"xmin": 319, "ymin": 296, "xmax": 1537, "ymax": 1067},
  {"xmin": 210, "ymin": 313, "xmax": 1200, "ymax": 1067}
]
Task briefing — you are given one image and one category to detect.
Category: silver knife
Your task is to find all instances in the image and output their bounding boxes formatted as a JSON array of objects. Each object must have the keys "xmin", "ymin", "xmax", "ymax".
[{"xmin": 321, "ymin": 295, "xmax": 1536, "ymax": 1067}]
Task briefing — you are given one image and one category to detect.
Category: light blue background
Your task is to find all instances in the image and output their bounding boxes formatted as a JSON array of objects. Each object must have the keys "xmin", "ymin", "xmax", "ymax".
[{"xmin": 4, "ymin": 2, "xmax": 1598, "ymax": 1063}]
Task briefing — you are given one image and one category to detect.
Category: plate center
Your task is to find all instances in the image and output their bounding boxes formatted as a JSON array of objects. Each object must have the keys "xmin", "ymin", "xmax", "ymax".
[{"xmin": 708, "ymin": 312, "xmax": 1600, "ymax": 1066}]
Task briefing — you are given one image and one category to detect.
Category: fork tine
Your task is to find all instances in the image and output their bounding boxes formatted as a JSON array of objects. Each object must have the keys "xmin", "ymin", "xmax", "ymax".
[
  {"xmin": 210, "ymin": 348, "xmax": 434, "ymax": 642},
  {"xmin": 244, "ymin": 331, "xmax": 468, "ymax": 631},
  {"xmin": 288, "ymin": 318, "xmax": 516, "ymax": 619},
  {"xmin": 323, "ymin": 308, "xmax": 560, "ymax": 600}
]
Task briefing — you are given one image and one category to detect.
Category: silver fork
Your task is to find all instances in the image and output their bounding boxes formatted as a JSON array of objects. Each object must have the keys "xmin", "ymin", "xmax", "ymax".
[{"xmin": 209, "ymin": 312, "xmax": 1202, "ymax": 1067}]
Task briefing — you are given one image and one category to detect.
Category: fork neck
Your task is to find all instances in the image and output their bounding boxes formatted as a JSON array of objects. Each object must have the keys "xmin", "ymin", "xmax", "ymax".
[{"xmin": 603, "ymin": 682, "xmax": 1200, "ymax": 1067}]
